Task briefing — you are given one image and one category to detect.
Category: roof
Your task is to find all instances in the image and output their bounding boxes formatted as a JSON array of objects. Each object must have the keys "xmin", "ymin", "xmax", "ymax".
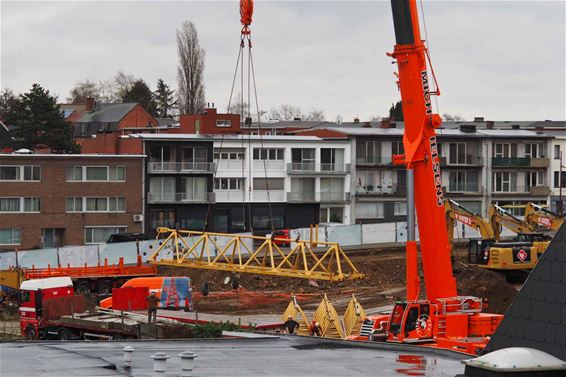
[
  {"xmin": 74, "ymin": 103, "xmax": 139, "ymax": 137},
  {"xmin": 128, "ymin": 133, "xmax": 324, "ymax": 142},
  {"xmin": 0, "ymin": 153, "xmax": 145, "ymax": 158},
  {"xmin": 20, "ymin": 276, "xmax": 73, "ymax": 291},
  {"xmin": 484, "ymin": 223, "xmax": 566, "ymax": 360}
]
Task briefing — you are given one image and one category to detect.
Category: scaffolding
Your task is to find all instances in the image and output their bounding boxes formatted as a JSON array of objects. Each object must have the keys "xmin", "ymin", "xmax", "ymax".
[{"xmin": 147, "ymin": 227, "xmax": 364, "ymax": 282}]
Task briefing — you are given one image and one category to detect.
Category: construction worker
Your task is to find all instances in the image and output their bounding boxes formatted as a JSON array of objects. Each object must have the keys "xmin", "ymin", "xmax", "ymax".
[
  {"xmin": 310, "ymin": 321, "xmax": 321, "ymax": 336},
  {"xmin": 282, "ymin": 315, "xmax": 300, "ymax": 334},
  {"xmin": 146, "ymin": 291, "xmax": 159, "ymax": 324}
]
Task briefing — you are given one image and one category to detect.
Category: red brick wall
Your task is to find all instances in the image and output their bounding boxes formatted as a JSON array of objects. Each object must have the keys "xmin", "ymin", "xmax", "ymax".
[
  {"xmin": 0, "ymin": 156, "xmax": 144, "ymax": 250},
  {"xmin": 78, "ymin": 134, "xmax": 143, "ymax": 155},
  {"xmin": 119, "ymin": 105, "xmax": 158, "ymax": 129},
  {"xmin": 179, "ymin": 108, "xmax": 241, "ymax": 134}
]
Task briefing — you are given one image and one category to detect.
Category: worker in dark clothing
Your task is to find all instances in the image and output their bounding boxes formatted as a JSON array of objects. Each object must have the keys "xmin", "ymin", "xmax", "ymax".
[
  {"xmin": 282, "ymin": 315, "xmax": 300, "ymax": 334},
  {"xmin": 146, "ymin": 292, "xmax": 159, "ymax": 324},
  {"xmin": 310, "ymin": 321, "xmax": 322, "ymax": 336}
]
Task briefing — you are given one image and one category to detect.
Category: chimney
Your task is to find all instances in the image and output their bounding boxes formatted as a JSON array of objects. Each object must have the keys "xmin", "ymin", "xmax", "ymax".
[
  {"xmin": 85, "ymin": 97, "xmax": 95, "ymax": 112},
  {"xmin": 486, "ymin": 120, "xmax": 494, "ymax": 129},
  {"xmin": 380, "ymin": 118, "xmax": 391, "ymax": 129},
  {"xmin": 353, "ymin": 117, "xmax": 360, "ymax": 123},
  {"xmin": 473, "ymin": 116, "xmax": 484, "ymax": 122}
]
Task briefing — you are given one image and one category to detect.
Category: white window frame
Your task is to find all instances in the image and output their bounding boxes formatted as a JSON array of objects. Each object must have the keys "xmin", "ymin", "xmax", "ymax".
[
  {"xmin": 0, "ymin": 228, "xmax": 21, "ymax": 245},
  {"xmin": 494, "ymin": 171, "xmax": 517, "ymax": 192},
  {"xmin": 394, "ymin": 201, "xmax": 407, "ymax": 216},
  {"xmin": 67, "ymin": 166, "xmax": 126, "ymax": 182},
  {"xmin": 253, "ymin": 148, "xmax": 284, "ymax": 161},
  {"xmin": 84, "ymin": 226, "xmax": 127, "ymax": 244},
  {"xmin": 0, "ymin": 197, "xmax": 40, "ymax": 213},
  {"xmin": 214, "ymin": 178, "xmax": 244, "ymax": 191},
  {"xmin": 216, "ymin": 119, "xmax": 231, "ymax": 128},
  {"xmin": 68, "ymin": 197, "xmax": 126, "ymax": 213},
  {"xmin": 0, "ymin": 165, "xmax": 41, "ymax": 182}
]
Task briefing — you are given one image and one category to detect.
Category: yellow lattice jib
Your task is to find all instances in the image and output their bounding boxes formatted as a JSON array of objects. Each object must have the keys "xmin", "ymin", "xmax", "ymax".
[
  {"xmin": 312, "ymin": 294, "xmax": 344, "ymax": 339},
  {"xmin": 148, "ymin": 227, "xmax": 364, "ymax": 282},
  {"xmin": 281, "ymin": 296, "xmax": 310, "ymax": 336},
  {"xmin": 343, "ymin": 294, "xmax": 366, "ymax": 337}
]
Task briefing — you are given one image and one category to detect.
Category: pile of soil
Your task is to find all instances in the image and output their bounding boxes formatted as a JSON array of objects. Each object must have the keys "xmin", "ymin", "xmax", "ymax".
[{"xmin": 455, "ymin": 266, "xmax": 518, "ymax": 314}]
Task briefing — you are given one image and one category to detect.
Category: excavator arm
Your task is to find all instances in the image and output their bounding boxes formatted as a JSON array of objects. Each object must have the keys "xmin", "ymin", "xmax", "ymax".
[
  {"xmin": 524, "ymin": 203, "xmax": 564, "ymax": 231},
  {"xmin": 488, "ymin": 204, "xmax": 536, "ymax": 241},
  {"xmin": 445, "ymin": 200, "xmax": 495, "ymax": 243}
]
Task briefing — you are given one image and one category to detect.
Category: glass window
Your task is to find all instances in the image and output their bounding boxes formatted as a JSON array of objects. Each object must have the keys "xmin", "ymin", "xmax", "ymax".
[
  {"xmin": 23, "ymin": 166, "xmax": 41, "ymax": 181},
  {"xmin": 394, "ymin": 202, "xmax": 407, "ymax": 216},
  {"xmin": 85, "ymin": 226, "xmax": 126, "ymax": 244},
  {"xmin": 109, "ymin": 166, "xmax": 125, "ymax": 181},
  {"xmin": 23, "ymin": 198, "xmax": 40, "ymax": 212},
  {"xmin": 86, "ymin": 198, "xmax": 108, "ymax": 212},
  {"xmin": 0, "ymin": 166, "xmax": 19, "ymax": 181},
  {"xmin": 253, "ymin": 178, "xmax": 284, "ymax": 190},
  {"xmin": 66, "ymin": 197, "xmax": 83, "ymax": 212},
  {"xmin": 0, "ymin": 228, "xmax": 21, "ymax": 245},
  {"xmin": 355, "ymin": 202, "xmax": 384, "ymax": 219},
  {"xmin": 0, "ymin": 198, "xmax": 20, "ymax": 212},
  {"xmin": 216, "ymin": 119, "xmax": 231, "ymax": 127},
  {"xmin": 86, "ymin": 167, "xmax": 108, "ymax": 181},
  {"xmin": 554, "ymin": 145, "xmax": 561, "ymax": 160}
]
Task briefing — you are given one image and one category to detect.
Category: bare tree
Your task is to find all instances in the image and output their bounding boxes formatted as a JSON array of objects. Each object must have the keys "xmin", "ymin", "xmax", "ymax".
[
  {"xmin": 67, "ymin": 80, "xmax": 100, "ymax": 103},
  {"xmin": 176, "ymin": 21, "xmax": 206, "ymax": 115},
  {"xmin": 227, "ymin": 92, "xmax": 266, "ymax": 122},
  {"xmin": 114, "ymin": 71, "xmax": 136, "ymax": 101},
  {"xmin": 269, "ymin": 104, "xmax": 325, "ymax": 121}
]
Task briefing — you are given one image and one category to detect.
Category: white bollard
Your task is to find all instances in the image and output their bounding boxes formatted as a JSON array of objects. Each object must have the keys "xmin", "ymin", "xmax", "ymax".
[
  {"xmin": 178, "ymin": 351, "xmax": 198, "ymax": 377},
  {"xmin": 151, "ymin": 352, "xmax": 170, "ymax": 377},
  {"xmin": 123, "ymin": 346, "xmax": 134, "ymax": 369}
]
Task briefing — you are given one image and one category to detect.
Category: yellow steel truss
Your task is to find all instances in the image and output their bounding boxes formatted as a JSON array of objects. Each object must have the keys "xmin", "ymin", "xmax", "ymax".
[{"xmin": 147, "ymin": 227, "xmax": 364, "ymax": 282}]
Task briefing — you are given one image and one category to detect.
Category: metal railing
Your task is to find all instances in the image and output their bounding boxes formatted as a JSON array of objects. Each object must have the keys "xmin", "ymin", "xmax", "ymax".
[
  {"xmin": 355, "ymin": 156, "xmax": 393, "ymax": 165},
  {"xmin": 287, "ymin": 163, "xmax": 350, "ymax": 174},
  {"xmin": 443, "ymin": 155, "xmax": 484, "ymax": 166},
  {"xmin": 355, "ymin": 184, "xmax": 406, "ymax": 196},
  {"xmin": 446, "ymin": 182, "xmax": 482, "ymax": 193},
  {"xmin": 319, "ymin": 192, "xmax": 350, "ymax": 202},
  {"xmin": 492, "ymin": 157, "xmax": 530, "ymax": 167},
  {"xmin": 287, "ymin": 191, "xmax": 316, "ymax": 202},
  {"xmin": 147, "ymin": 192, "xmax": 215, "ymax": 203},
  {"xmin": 148, "ymin": 161, "xmax": 215, "ymax": 173}
]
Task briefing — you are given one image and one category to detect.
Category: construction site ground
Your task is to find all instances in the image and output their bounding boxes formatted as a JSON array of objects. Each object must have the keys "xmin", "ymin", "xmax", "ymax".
[{"xmin": 158, "ymin": 243, "xmax": 519, "ymax": 319}]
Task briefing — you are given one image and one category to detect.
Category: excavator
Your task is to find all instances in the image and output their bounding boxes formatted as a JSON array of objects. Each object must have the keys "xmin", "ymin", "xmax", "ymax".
[
  {"xmin": 488, "ymin": 204, "xmax": 550, "ymax": 258},
  {"xmin": 445, "ymin": 199, "xmax": 539, "ymax": 272},
  {"xmin": 524, "ymin": 202, "xmax": 564, "ymax": 232},
  {"xmin": 360, "ymin": 0, "xmax": 503, "ymax": 355}
]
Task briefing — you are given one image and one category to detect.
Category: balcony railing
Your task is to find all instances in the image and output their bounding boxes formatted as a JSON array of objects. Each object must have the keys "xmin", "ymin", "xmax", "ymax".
[
  {"xmin": 147, "ymin": 192, "xmax": 215, "ymax": 203},
  {"xmin": 442, "ymin": 156, "xmax": 484, "ymax": 166},
  {"xmin": 148, "ymin": 161, "xmax": 215, "ymax": 173},
  {"xmin": 287, "ymin": 163, "xmax": 350, "ymax": 174},
  {"xmin": 215, "ymin": 190, "xmax": 246, "ymax": 202},
  {"xmin": 356, "ymin": 156, "xmax": 393, "ymax": 165},
  {"xmin": 529, "ymin": 186, "xmax": 551, "ymax": 196},
  {"xmin": 319, "ymin": 192, "xmax": 350, "ymax": 202},
  {"xmin": 446, "ymin": 182, "xmax": 482, "ymax": 194},
  {"xmin": 287, "ymin": 191, "xmax": 316, "ymax": 202},
  {"xmin": 492, "ymin": 157, "xmax": 530, "ymax": 167},
  {"xmin": 355, "ymin": 184, "xmax": 406, "ymax": 196},
  {"xmin": 253, "ymin": 160, "xmax": 285, "ymax": 171},
  {"xmin": 254, "ymin": 190, "xmax": 285, "ymax": 202}
]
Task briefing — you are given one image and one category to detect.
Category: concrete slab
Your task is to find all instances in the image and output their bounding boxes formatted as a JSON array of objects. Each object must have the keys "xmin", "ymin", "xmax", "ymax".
[{"xmin": 0, "ymin": 337, "xmax": 466, "ymax": 376}]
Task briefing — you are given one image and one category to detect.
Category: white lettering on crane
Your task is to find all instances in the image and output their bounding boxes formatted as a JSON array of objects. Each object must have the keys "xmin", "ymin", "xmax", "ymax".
[
  {"xmin": 429, "ymin": 136, "xmax": 444, "ymax": 207},
  {"xmin": 421, "ymin": 70, "xmax": 432, "ymax": 115}
]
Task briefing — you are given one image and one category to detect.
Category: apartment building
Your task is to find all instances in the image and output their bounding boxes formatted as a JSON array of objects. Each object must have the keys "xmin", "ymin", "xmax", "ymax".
[{"xmin": 0, "ymin": 153, "xmax": 144, "ymax": 250}]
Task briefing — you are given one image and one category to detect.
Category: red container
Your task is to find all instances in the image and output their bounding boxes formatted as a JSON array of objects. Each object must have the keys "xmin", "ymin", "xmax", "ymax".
[{"xmin": 112, "ymin": 286, "xmax": 149, "ymax": 311}]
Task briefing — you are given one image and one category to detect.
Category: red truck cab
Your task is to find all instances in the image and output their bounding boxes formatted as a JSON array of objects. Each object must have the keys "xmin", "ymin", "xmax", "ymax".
[{"xmin": 19, "ymin": 277, "xmax": 74, "ymax": 339}]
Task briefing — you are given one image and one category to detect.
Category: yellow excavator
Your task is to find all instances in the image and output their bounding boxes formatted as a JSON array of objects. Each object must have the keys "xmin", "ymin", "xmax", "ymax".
[
  {"xmin": 524, "ymin": 202, "xmax": 564, "ymax": 232},
  {"xmin": 488, "ymin": 204, "xmax": 551, "ymax": 258},
  {"xmin": 445, "ymin": 200, "xmax": 539, "ymax": 272}
]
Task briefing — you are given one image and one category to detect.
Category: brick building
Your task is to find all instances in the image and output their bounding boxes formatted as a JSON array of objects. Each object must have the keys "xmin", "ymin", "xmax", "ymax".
[{"xmin": 0, "ymin": 153, "xmax": 144, "ymax": 250}]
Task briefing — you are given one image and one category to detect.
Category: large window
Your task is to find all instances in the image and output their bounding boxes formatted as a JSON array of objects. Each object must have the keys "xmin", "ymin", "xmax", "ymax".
[
  {"xmin": 525, "ymin": 143, "xmax": 543, "ymax": 158},
  {"xmin": 448, "ymin": 171, "xmax": 479, "ymax": 192},
  {"xmin": 356, "ymin": 141, "xmax": 381, "ymax": 164},
  {"xmin": 493, "ymin": 171, "xmax": 517, "ymax": 192},
  {"xmin": 449, "ymin": 143, "xmax": 468, "ymax": 165},
  {"xmin": 85, "ymin": 226, "xmax": 127, "ymax": 244},
  {"xmin": 320, "ymin": 207, "xmax": 344, "ymax": 223},
  {"xmin": 67, "ymin": 197, "xmax": 124, "ymax": 212},
  {"xmin": 0, "ymin": 228, "xmax": 21, "ymax": 245},
  {"xmin": 554, "ymin": 145, "xmax": 561, "ymax": 160},
  {"xmin": 214, "ymin": 148, "xmax": 245, "ymax": 160},
  {"xmin": 0, "ymin": 197, "xmax": 40, "ymax": 213},
  {"xmin": 182, "ymin": 177, "xmax": 208, "ymax": 201},
  {"xmin": 66, "ymin": 197, "xmax": 83, "ymax": 212},
  {"xmin": 67, "ymin": 166, "xmax": 125, "ymax": 181},
  {"xmin": 253, "ymin": 148, "xmax": 284, "ymax": 160},
  {"xmin": 355, "ymin": 202, "xmax": 384, "ymax": 219},
  {"xmin": 494, "ymin": 143, "xmax": 517, "ymax": 158},
  {"xmin": 554, "ymin": 171, "xmax": 566, "ymax": 188},
  {"xmin": 525, "ymin": 171, "xmax": 544, "ymax": 189},
  {"xmin": 214, "ymin": 178, "xmax": 244, "ymax": 190},
  {"xmin": 291, "ymin": 148, "xmax": 315, "ymax": 169},
  {"xmin": 321, "ymin": 148, "xmax": 345, "ymax": 171},
  {"xmin": 392, "ymin": 141, "xmax": 404, "ymax": 156},
  {"xmin": 150, "ymin": 177, "xmax": 176, "ymax": 201},
  {"xmin": 320, "ymin": 177, "xmax": 344, "ymax": 201},
  {"xmin": 0, "ymin": 165, "xmax": 40, "ymax": 181}
]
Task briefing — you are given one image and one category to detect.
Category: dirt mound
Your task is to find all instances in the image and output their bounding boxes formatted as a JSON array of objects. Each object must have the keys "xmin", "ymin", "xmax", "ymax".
[{"xmin": 455, "ymin": 266, "xmax": 518, "ymax": 314}]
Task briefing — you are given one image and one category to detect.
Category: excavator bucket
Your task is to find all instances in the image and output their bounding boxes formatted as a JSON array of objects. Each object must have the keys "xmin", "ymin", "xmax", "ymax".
[
  {"xmin": 312, "ymin": 294, "xmax": 345, "ymax": 339},
  {"xmin": 343, "ymin": 294, "xmax": 366, "ymax": 337},
  {"xmin": 280, "ymin": 296, "xmax": 310, "ymax": 336}
]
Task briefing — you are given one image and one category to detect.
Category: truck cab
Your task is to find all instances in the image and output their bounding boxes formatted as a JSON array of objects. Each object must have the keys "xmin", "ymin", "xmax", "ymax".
[
  {"xmin": 386, "ymin": 302, "xmax": 435, "ymax": 343},
  {"xmin": 19, "ymin": 277, "xmax": 74, "ymax": 339}
]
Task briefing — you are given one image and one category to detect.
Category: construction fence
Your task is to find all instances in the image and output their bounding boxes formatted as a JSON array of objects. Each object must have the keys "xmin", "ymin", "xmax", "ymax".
[{"xmin": 0, "ymin": 220, "xmax": 502, "ymax": 270}]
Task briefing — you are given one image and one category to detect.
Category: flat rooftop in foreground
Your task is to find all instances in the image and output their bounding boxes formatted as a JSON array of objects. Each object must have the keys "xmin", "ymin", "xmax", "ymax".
[{"xmin": 0, "ymin": 335, "xmax": 466, "ymax": 377}]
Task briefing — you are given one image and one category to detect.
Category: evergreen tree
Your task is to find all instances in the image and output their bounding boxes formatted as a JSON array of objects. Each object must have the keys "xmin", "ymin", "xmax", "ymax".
[
  {"xmin": 388, "ymin": 100, "xmax": 403, "ymax": 121},
  {"xmin": 6, "ymin": 84, "xmax": 79, "ymax": 153},
  {"xmin": 121, "ymin": 79, "xmax": 157, "ymax": 116},
  {"xmin": 154, "ymin": 79, "xmax": 176, "ymax": 118}
]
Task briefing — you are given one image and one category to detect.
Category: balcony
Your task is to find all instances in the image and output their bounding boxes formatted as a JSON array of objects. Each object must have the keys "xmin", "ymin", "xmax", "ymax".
[
  {"xmin": 530, "ymin": 158, "xmax": 550, "ymax": 168},
  {"xmin": 356, "ymin": 184, "xmax": 406, "ymax": 196},
  {"xmin": 148, "ymin": 162, "xmax": 215, "ymax": 174},
  {"xmin": 356, "ymin": 156, "xmax": 393, "ymax": 166},
  {"xmin": 529, "ymin": 186, "xmax": 551, "ymax": 196},
  {"xmin": 492, "ymin": 157, "xmax": 530, "ymax": 167},
  {"xmin": 286, "ymin": 163, "xmax": 350, "ymax": 174},
  {"xmin": 319, "ymin": 192, "xmax": 350, "ymax": 202},
  {"xmin": 147, "ymin": 192, "xmax": 215, "ymax": 203},
  {"xmin": 253, "ymin": 160, "xmax": 285, "ymax": 171},
  {"xmin": 253, "ymin": 190, "xmax": 285, "ymax": 202},
  {"xmin": 446, "ymin": 182, "xmax": 482, "ymax": 194},
  {"xmin": 441, "ymin": 156, "xmax": 484, "ymax": 167},
  {"xmin": 215, "ymin": 190, "xmax": 246, "ymax": 202},
  {"xmin": 287, "ymin": 191, "xmax": 316, "ymax": 203}
]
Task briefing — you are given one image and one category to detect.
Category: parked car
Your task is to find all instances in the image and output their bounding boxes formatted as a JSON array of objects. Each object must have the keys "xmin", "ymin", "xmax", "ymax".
[
  {"xmin": 106, "ymin": 233, "xmax": 148, "ymax": 243},
  {"xmin": 271, "ymin": 229, "xmax": 291, "ymax": 247}
]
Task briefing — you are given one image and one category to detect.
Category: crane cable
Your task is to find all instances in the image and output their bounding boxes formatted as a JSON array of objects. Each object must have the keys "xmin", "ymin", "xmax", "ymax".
[{"xmin": 419, "ymin": 0, "xmax": 441, "ymax": 115}]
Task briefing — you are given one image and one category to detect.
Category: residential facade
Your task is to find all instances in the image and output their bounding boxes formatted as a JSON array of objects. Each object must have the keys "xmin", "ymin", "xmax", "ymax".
[{"xmin": 0, "ymin": 153, "xmax": 144, "ymax": 250}]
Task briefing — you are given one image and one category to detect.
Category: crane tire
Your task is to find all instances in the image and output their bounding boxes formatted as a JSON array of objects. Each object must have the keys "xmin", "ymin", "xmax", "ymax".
[
  {"xmin": 96, "ymin": 281, "xmax": 112, "ymax": 295},
  {"xmin": 75, "ymin": 281, "xmax": 90, "ymax": 294},
  {"xmin": 58, "ymin": 328, "xmax": 72, "ymax": 341}
]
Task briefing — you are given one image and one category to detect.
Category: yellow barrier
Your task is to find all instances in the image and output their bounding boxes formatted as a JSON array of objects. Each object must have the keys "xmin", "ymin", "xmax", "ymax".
[
  {"xmin": 312, "ymin": 294, "xmax": 344, "ymax": 339},
  {"xmin": 343, "ymin": 294, "xmax": 366, "ymax": 337},
  {"xmin": 281, "ymin": 296, "xmax": 311, "ymax": 336}
]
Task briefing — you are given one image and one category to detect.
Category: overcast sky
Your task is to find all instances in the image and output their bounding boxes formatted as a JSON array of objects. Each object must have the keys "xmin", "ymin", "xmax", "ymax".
[{"xmin": 1, "ymin": 0, "xmax": 564, "ymax": 121}]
